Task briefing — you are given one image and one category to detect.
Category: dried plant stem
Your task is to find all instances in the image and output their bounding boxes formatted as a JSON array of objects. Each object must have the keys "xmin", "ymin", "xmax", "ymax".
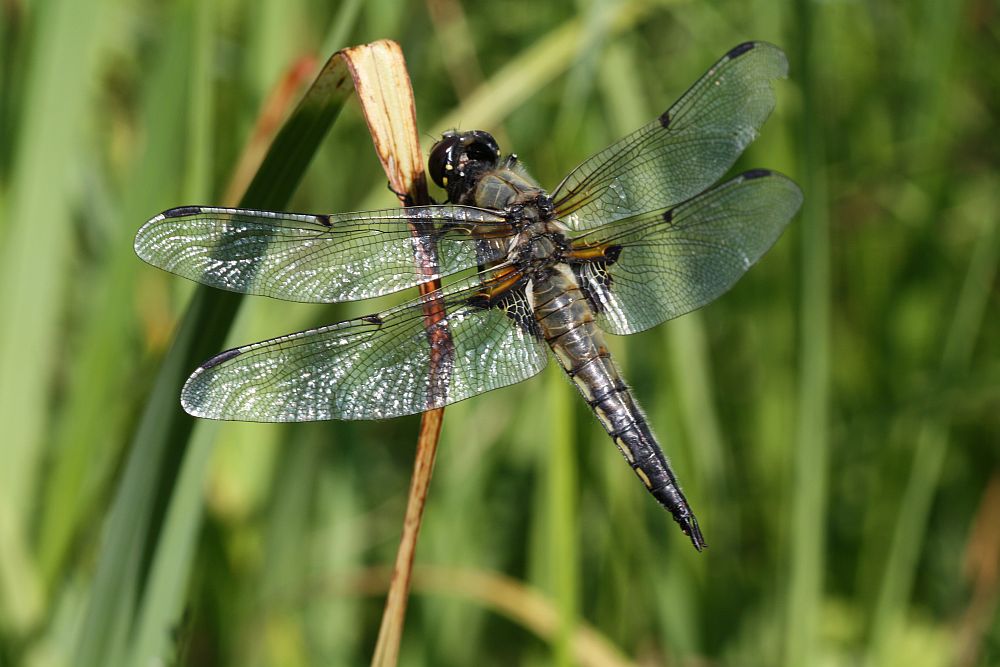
[
  {"xmin": 334, "ymin": 40, "xmax": 442, "ymax": 667},
  {"xmin": 371, "ymin": 409, "xmax": 444, "ymax": 667}
]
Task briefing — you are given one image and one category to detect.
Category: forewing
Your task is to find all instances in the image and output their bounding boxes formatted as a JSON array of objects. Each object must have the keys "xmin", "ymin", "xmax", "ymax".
[
  {"xmin": 570, "ymin": 170, "xmax": 802, "ymax": 335},
  {"xmin": 552, "ymin": 42, "xmax": 789, "ymax": 231},
  {"xmin": 135, "ymin": 205, "xmax": 512, "ymax": 303},
  {"xmin": 181, "ymin": 272, "xmax": 548, "ymax": 421}
]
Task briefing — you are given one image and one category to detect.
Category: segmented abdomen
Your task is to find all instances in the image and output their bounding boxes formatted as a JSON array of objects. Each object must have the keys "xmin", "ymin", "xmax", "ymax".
[{"xmin": 532, "ymin": 265, "xmax": 706, "ymax": 549}]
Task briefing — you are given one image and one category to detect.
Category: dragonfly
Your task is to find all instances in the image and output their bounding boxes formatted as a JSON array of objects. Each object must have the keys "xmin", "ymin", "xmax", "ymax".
[{"xmin": 135, "ymin": 41, "xmax": 802, "ymax": 550}]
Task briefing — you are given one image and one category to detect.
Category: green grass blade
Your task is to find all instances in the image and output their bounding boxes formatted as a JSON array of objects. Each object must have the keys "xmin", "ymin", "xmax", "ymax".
[
  {"xmin": 119, "ymin": 4, "xmax": 217, "ymax": 664},
  {"xmin": 426, "ymin": 0, "xmax": 656, "ymax": 140},
  {"xmin": 124, "ymin": 422, "xmax": 218, "ymax": 666},
  {"xmin": 321, "ymin": 0, "xmax": 365, "ymax": 55},
  {"xmin": 74, "ymin": 47, "xmax": 355, "ymax": 666},
  {"xmin": 0, "ymin": 0, "xmax": 112, "ymax": 632},
  {"xmin": 547, "ymin": 366, "xmax": 578, "ymax": 667},
  {"xmin": 785, "ymin": 2, "xmax": 831, "ymax": 665},
  {"xmin": 36, "ymin": 0, "xmax": 200, "ymax": 589},
  {"xmin": 866, "ymin": 185, "xmax": 999, "ymax": 667},
  {"xmin": 863, "ymin": 3, "xmax": 974, "ymax": 664}
]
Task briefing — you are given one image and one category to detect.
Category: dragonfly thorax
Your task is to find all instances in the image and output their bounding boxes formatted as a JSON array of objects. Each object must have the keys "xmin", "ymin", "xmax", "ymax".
[{"xmin": 509, "ymin": 220, "xmax": 569, "ymax": 277}]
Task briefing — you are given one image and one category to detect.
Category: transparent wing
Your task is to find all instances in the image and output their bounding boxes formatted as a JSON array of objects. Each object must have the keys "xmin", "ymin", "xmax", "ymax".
[
  {"xmin": 181, "ymin": 271, "xmax": 548, "ymax": 421},
  {"xmin": 569, "ymin": 170, "xmax": 802, "ymax": 335},
  {"xmin": 552, "ymin": 41, "xmax": 789, "ymax": 231},
  {"xmin": 135, "ymin": 204, "xmax": 513, "ymax": 303}
]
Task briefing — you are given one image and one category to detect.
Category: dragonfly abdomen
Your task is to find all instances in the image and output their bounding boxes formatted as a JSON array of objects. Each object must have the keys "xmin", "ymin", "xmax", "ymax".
[{"xmin": 532, "ymin": 265, "xmax": 706, "ymax": 550}]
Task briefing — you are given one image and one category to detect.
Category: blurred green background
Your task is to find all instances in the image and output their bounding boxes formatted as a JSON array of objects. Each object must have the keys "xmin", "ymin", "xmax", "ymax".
[{"xmin": 1, "ymin": 0, "xmax": 998, "ymax": 665}]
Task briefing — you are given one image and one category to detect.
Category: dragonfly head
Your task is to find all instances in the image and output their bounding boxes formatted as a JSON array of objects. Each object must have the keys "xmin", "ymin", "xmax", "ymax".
[{"xmin": 429, "ymin": 130, "xmax": 500, "ymax": 203}]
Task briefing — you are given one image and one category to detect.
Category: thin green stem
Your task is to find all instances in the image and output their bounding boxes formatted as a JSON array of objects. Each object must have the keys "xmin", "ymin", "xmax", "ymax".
[
  {"xmin": 548, "ymin": 368, "xmax": 578, "ymax": 667},
  {"xmin": 785, "ymin": 1, "xmax": 831, "ymax": 665}
]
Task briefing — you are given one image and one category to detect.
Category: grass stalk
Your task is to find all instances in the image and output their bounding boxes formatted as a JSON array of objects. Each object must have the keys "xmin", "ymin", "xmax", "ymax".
[
  {"xmin": 547, "ymin": 368, "xmax": 578, "ymax": 667},
  {"xmin": 37, "ymin": 0, "xmax": 198, "ymax": 589},
  {"xmin": 75, "ymin": 45, "xmax": 356, "ymax": 666},
  {"xmin": 866, "ymin": 193, "xmax": 999, "ymax": 667},
  {"xmin": 785, "ymin": 1, "xmax": 831, "ymax": 665},
  {"xmin": 0, "ymin": 0, "xmax": 110, "ymax": 632},
  {"xmin": 426, "ymin": 0, "xmax": 657, "ymax": 140}
]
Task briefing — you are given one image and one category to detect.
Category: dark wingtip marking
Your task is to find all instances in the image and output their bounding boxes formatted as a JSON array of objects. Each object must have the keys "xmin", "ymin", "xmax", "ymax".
[
  {"xmin": 743, "ymin": 168, "xmax": 772, "ymax": 180},
  {"xmin": 662, "ymin": 209, "xmax": 674, "ymax": 223},
  {"xmin": 163, "ymin": 206, "xmax": 202, "ymax": 218},
  {"xmin": 658, "ymin": 110, "xmax": 671, "ymax": 128},
  {"xmin": 727, "ymin": 41, "xmax": 756, "ymax": 59},
  {"xmin": 200, "ymin": 347, "xmax": 242, "ymax": 370}
]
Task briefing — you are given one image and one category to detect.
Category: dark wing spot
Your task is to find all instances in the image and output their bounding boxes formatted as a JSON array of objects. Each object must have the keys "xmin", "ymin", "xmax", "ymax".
[
  {"xmin": 662, "ymin": 209, "xmax": 674, "ymax": 224},
  {"xmin": 726, "ymin": 42, "xmax": 756, "ymax": 59},
  {"xmin": 361, "ymin": 314, "xmax": 384, "ymax": 325},
  {"xmin": 658, "ymin": 110, "xmax": 671, "ymax": 128},
  {"xmin": 742, "ymin": 168, "xmax": 772, "ymax": 180},
  {"xmin": 466, "ymin": 280, "xmax": 540, "ymax": 337},
  {"xmin": 470, "ymin": 285, "xmax": 541, "ymax": 337},
  {"xmin": 201, "ymin": 347, "xmax": 242, "ymax": 369},
  {"xmin": 315, "ymin": 214, "xmax": 333, "ymax": 227},
  {"xmin": 499, "ymin": 288, "xmax": 542, "ymax": 338},
  {"xmin": 466, "ymin": 294, "xmax": 492, "ymax": 309},
  {"xmin": 603, "ymin": 244, "xmax": 622, "ymax": 264},
  {"xmin": 163, "ymin": 206, "xmax": 202, "ymax": 218},
  {"xmin": 572, "ymin": 262, "xmax": 615, "ymax": 316}
]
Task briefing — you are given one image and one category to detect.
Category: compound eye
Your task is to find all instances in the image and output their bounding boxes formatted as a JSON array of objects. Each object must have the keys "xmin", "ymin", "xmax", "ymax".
[
  {"xmin": 465, "ymin": 131, "xmax": 500, "ymax": 165},
  {"xmin": 428, "ymin": 134, "xmax": 461, "ymax": 189}
]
